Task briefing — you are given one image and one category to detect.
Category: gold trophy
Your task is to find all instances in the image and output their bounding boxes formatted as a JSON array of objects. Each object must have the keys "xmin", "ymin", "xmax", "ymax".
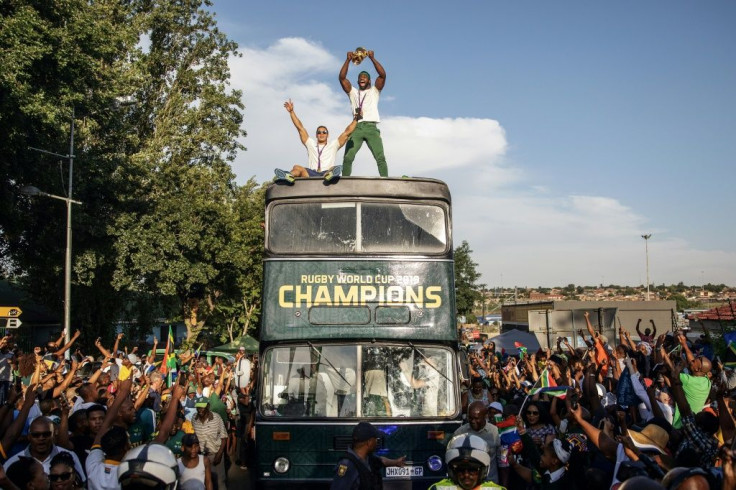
[{"xmin": 352, "ymin": 47, "xmax": 368, "ymax": 65}]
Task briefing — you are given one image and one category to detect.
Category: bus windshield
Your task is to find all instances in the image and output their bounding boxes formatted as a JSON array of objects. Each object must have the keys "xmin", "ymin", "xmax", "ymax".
[
  {"xmin": 269, "ymin": 202, "xmax": 447, "ymax": 254},
  {"xmin": 259, "ymin": 344, "xmax": 456, "ymax": 419}
]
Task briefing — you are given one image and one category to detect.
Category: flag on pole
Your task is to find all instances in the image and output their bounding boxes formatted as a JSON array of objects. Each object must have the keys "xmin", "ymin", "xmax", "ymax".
[
  {"xmin": 514, "ymin": 341, "xmax": 528, "ymax": 360},
  {"xmin": 529, "ymin": 367, "xmax": 568, "ymax": 398},
  {"xmin": 160, "ymin": 325, "xmax": 174, "ymax": 374}
]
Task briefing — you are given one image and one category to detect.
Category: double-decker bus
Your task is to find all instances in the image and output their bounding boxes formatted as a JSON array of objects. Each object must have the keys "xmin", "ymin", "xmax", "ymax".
[{"xmin": 256, "ymin": 177, "xmax": 462, "ymax": 488}]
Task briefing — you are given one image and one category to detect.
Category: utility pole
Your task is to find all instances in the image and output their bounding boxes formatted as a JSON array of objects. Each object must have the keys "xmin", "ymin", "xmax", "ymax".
[
  {"xmin": 641, "ymin": 234, "xmax": 652, "ymax": 301},
  {"xmin": 27, "ymin": 108, "xmax": 78, "ymax": 356}
]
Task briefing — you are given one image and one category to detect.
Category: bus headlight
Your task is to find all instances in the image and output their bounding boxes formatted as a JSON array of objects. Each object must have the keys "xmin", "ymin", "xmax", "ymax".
[
  {"xmin": 273, "ymin": 457, "xmax": 290, "ymax": 474},
  {"xmin": 427, "ymin": 455, "xmax": 443, "ymax": 472}
]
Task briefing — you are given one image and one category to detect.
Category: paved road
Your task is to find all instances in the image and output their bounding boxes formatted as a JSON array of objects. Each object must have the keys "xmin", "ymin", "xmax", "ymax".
[{"xmin": 227, "ymin": 461, "xmax": 256, "ymax": 489}]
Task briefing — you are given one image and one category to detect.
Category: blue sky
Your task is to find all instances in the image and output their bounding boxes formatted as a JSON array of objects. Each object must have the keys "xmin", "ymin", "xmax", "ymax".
[{"xmin": 209, "ymin": 0, "xmax": 735, "ymax": 288}]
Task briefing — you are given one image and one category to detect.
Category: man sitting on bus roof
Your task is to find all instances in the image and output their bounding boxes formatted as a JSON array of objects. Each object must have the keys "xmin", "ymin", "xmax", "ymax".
[{"xmin": 274, "ymin": 99, "xmax": 358, "ymax": 184}]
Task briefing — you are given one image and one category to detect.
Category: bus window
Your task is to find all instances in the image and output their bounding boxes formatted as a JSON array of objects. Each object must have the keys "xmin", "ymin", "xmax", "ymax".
[
  {"xmin": 260, "ymin": 344, "xmax": 456, "ymax": 419},
  {"xmin": 366, "ymin": 346, "xmax": 455, "ymax": 418},
  {"xmin": 361, "ymin": 203, "xmax": 446, "ymax": 253},
  {"xmin": 260, "ymin": 345, "xmax": 358, "ymax": 418},
  {"xmin": 270, "ymin": 203, "xmax": 357, "ymax": 254},
  {"xmin": 269, "ymin": 202, "xmax": 447, "ymax": 254}
]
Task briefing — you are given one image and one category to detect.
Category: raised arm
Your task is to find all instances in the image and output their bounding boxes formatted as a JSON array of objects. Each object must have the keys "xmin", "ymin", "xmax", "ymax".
[
  {"xmin": 149, "ymin": 336, "xmax": 158, "ymax": 365},
  {"xmin": 339, "ymin": 52, "xmax": 354, "ymax": 93},
  {"xmin": 583, "ymin": 311, "xmax": 598, "ymax": 339},
  {"xmin": 570, "ymin": 395, "xmax": 618, "ymax": 460},
  {"xmin": 367, "ymin": 51, "xmax": 386, "ymax": 91},
  {"xmin": 1, "ymin": 384, "xmax": 39, "ymax": 453},
  {"xmin": 93, "ymin": 378, "xmax": 132, "ymax": 446},
  {"xmin": 677, "ymin": 331, "xmax": 696, "ymax": 367},
  {"xmin": 649, "ymin": 319, "xmax": 657, "ymax": 338},
  {"xmin": 213, "ymin": 365, "xmax": 229, "ymax": 396},
  {"xmin": 668, "ymin": 361, "xmax": 692, "ymax": 417},
  {"xmin": 54, "ymin": 329, "xmax": 81, "ymax": 359},
  {"xmin": 337, "ymin": 117, "xmax": 358, "ymax": 148},
  {"xmin": 635, "ymin": 319, "xmax": 644, "ymax": 338},
  {"xmin": 88, "ymin": 355, "xmax": 109, "ymax": 386},
  {"xmin": 52, "ymin": 359, "xmax": 80, "ymax": 398},
  {"xmin": 111, "ymin": 332, "xmax": 123, "ymax": 357},
  {"xmin": 154, "ymin": 381, "xmax": 186, "ymax": 444},
  {"xmin": 284, "ymin": 99, "xmax": 308, "ymax": 144},
  {"xmin": 52, "ymin": 329, "xmax": 66, "ymax": 348}
]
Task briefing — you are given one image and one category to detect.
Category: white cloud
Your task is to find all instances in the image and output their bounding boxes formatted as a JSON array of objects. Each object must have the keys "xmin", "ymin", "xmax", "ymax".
[
  {"xmin": 228, "ymin": 38, "xmax": 509, "ymax": 183},
  {"xmin": 226, "ymin": 38, "xmax": 736, "ymax": 287}
]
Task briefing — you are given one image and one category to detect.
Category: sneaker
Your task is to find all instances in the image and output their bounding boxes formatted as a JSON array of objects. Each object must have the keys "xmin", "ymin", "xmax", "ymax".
[
  {"xmin": 324, "ymin": 165, "xmax": 342, "ymax": 182},
  {"xmin": 273, "ymin": 168, "xmax": 294, "ymax": 184}
]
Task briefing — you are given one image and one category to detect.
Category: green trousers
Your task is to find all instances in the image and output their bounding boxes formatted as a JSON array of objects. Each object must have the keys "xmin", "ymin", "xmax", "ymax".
[{"xmin": 342, "ymin": 121, "xmax": 388, "ymax": 176}]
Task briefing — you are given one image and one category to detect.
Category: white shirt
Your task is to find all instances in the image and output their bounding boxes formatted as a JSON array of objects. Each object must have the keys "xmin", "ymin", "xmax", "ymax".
[
  {"xmin": 348, "ymin": 86, "xmax": 380, "ymax": 122},
  {"xmin": 234, "ymin": 356, "xmax": 251, "ymax": 390},
  {"xmin": 304, "ymin": 138, "xmax": 340, "ymax": 171},
  {"xmin": 4, "ymin": 444, "xmax": 85, "ymax": 482},
  {"xmin": 85, "ymin": 447, "xmax": 120, "ymax": 490}
]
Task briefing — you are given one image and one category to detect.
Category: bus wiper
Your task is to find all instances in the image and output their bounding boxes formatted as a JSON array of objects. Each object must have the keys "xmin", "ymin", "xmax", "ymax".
[
  {"xmin": 407, "ymin": 342, "xmax": 452, "ymax": 383},
  {"xmin": 306, "ymin": 341, "xmax": 353, "ymax": 388}
]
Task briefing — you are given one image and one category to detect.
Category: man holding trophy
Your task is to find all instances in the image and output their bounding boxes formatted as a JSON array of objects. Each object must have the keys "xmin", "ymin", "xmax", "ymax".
[{"xmin": 338, "ymin": 48, "xmax": 388, "ymax": 177}]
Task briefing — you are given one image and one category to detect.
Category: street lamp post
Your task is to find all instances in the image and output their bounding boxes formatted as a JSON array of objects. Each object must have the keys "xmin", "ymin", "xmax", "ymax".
[
  {"xmin": 24, "ymin": 109, "xmax": 81, "ymax": 355},
  {"xmin": 641, "ymin": 234, "xmax": 652, "ymax": 301}
]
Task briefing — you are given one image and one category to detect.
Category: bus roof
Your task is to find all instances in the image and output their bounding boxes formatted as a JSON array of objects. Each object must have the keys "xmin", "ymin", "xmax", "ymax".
[{"xmin": 266, "ymin": 176, "xmax": 451, "ymax": 204}]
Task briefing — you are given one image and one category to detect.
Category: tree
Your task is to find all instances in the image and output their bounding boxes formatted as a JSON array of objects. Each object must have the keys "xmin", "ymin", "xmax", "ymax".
[
  {"xmin": 0, "ymin": 0, "xmax": 142, "ymax": 347},
  {"xmin": 108, "ymin": 0, "xmax": 249, "ymax": 344},
  {"xmin": 0, "ymin": 0, "xmax": 258, "ymax": 350},
  {"xmin": 454, "ymin": 241, "xmax": 482, "ymax": 318}
]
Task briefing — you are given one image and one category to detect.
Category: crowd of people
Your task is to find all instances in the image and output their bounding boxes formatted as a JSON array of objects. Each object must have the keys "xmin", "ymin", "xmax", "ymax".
[
  {"xmin": 0, "ymin": 331, "xmax": 256, "ymax": 490},
  {"xmin": 441, "ymin": 312, "xmax": 736, "ymax": 490},
  {"xmin": 2, "ymin": 310, "xmax": 736, "ymax": 490}
]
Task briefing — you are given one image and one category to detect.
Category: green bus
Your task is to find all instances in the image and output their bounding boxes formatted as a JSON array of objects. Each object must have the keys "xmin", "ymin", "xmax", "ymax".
[{"xmin": 256, "ymin": 177, "xmax": 462, "ymax": 488}]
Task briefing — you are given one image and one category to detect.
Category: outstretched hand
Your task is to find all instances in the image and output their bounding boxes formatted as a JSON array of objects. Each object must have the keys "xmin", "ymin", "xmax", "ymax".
[
  {"xmin": 346, "ymin": 51, "xmax": 354, "ymax": 61},
  {"xmin": 284, "ymin": 99, "xmax": 294, "ymax": 112}
]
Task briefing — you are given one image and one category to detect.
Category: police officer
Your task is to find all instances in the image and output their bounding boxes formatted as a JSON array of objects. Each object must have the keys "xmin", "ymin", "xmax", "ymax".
[{"xmin": 331, "ymin": 421, "xmax": 406, "ymax": 490}]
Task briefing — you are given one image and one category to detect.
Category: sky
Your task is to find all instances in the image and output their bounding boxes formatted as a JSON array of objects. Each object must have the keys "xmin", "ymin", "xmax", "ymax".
[{"xmin": 208, "ymin": 0, "xmax": 736, "ymax": 289}]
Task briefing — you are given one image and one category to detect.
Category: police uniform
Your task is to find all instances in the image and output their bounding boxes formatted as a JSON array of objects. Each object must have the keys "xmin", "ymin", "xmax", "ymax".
[
  {"xmin": 330, "ymin": 447, "xmax": 383, "ymax": 490},
  {"xmin": 428, "ymin": 479, "xmax": 506, "ymax": 490},
  {"xmin": 331, "ymin": 421, "xmax": 384, "ymax": 490}
]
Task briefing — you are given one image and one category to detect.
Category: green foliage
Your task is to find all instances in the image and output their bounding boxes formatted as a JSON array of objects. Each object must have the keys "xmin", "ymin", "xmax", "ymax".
[
  {"xmin": 668, "ymin": 293, "xmax": 701, "ymax": 312},
  {"xmin": 454, "ymin": 240, "xmax": 482, "ymax": 317},
  {"xmin": 0, "ymin": 0, "xmax": 260, "ymax": 349}
]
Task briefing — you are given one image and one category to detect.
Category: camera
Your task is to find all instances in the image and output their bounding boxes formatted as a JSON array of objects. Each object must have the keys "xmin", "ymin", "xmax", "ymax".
[{"xmin": 354, "ymin": 108, "xmax": 363, "ymax": 121}]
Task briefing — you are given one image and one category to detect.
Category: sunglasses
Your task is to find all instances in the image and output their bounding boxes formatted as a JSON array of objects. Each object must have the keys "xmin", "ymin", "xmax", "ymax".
[
  {"xmin": 30, "ymin": 431, "xmax": 52, "ymax": 438},
  {"xmin": 49, "ymin": 472, "xmax": 73, "ymax": 482},
  {"xmin": 316, "ymin": 130, "xmax": 328, "ymax": 135},
  {"xmin": 526, "ymin": 411, "xmax": 539, "ymax": 415}
]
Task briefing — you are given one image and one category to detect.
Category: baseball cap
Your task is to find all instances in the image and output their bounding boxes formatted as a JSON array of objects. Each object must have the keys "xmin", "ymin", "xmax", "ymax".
[
  {"xmin": 194, "ymin": 397, "xmax": 210, "ymax": 408},
  {"xmin": 352, "ymin": 421, "xmax": 381, "ymax": 443},
  {"xmin": 127, "ymin": 353, "xmax": 139, "ymax": 365},
  {"xmin": 488, "ymin": 401, "xmax": 504, "ymax": 413}
]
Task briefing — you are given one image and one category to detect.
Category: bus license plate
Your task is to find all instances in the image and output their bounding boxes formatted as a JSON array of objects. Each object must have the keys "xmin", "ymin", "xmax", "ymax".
[{"xmin": 385, "ymin": 466, "xmax": 423, "ymax": 478}]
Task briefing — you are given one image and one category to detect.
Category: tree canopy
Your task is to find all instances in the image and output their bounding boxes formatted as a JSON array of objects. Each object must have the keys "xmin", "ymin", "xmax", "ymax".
[{"xmin": 0, "ymin": 0, "xmax": 262, "ymax": 349}]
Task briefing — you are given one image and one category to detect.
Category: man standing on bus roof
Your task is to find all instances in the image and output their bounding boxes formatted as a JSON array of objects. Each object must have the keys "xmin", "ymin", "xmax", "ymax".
[
  {"xmin": 338, "ymin": 49, "xmax": 388, "ymax": 177},
  {"xmin": 274, "ymin": 99, "xmax": 358, "ymax": 184},
  {"xmin": 330, "ymin": 421, "xmax": 406, "ymax": 490}
]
